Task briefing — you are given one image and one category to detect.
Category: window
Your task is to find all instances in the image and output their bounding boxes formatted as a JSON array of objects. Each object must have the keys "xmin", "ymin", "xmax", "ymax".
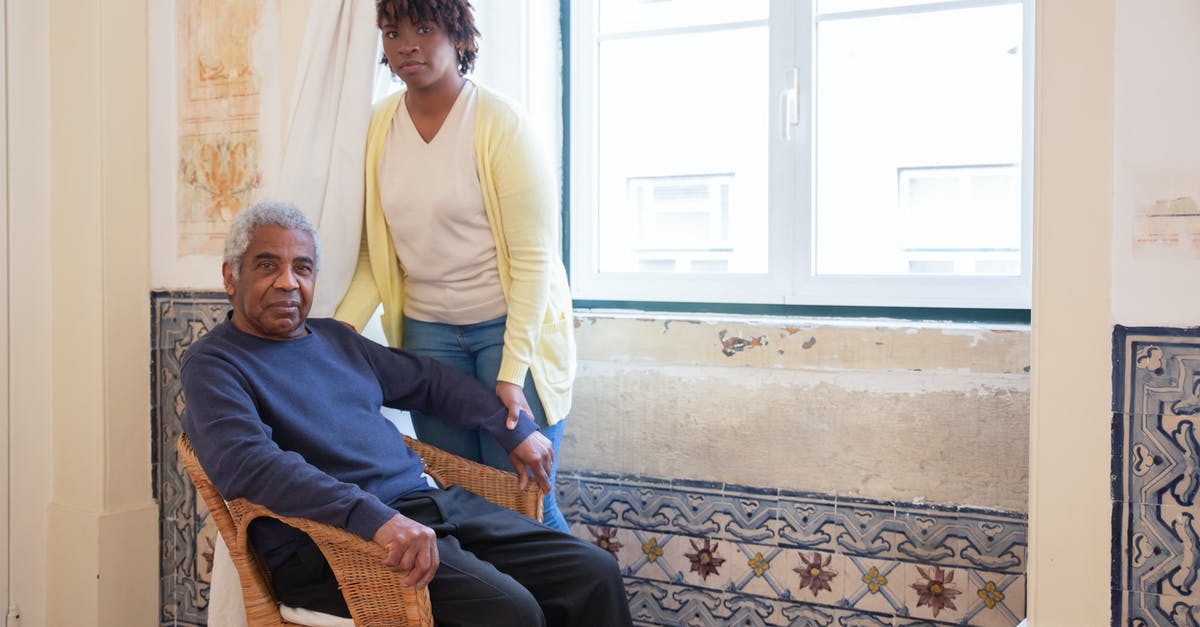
[
  {"xmin": 623, "ymin": 174, "xmax": 733, "ymax": 272},
  {"xmin": 568, "ymin": 0, "xmax": 1033, "ymax": 309}
]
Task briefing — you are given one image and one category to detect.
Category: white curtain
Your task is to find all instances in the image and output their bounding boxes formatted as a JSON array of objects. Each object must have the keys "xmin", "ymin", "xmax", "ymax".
[
  {"xmin": 207, "ymin": 3, "xmax": 378, "ymax": 625},
  {"xmin": 270, "ymin": 0, "xmax": 379, "ymax": 317}
]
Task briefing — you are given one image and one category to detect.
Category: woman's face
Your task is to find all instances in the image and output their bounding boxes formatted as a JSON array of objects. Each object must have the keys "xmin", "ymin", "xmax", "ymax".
[{"xmin": 380, "ymin": 16, "xmax": 462, "ymax": 92}]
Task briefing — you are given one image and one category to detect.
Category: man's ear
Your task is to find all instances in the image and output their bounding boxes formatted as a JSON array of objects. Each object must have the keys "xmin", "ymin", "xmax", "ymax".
[{"xmin": 221, "ymin": 262, "xmax": 236, "ymax": 298}]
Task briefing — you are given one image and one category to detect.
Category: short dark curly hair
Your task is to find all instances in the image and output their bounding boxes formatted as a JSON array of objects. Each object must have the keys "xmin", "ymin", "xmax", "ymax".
[{"xmin": 376, "ymin": 0, "xmax": 479, "ymax": 76}]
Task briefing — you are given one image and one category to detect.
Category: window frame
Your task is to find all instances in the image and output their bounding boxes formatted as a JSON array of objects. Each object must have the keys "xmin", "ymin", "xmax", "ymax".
[{"xmin": 563, "ymin": 0, "xmax": 1035, "ymax": 315}]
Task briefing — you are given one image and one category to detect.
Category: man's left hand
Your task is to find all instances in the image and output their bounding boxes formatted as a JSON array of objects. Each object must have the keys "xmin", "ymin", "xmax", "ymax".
[
  {"xmin": 496, "ymin": 381, "xmax": 534, "ymax": 430},
  {"xmin": 508, "ymin": 431, "xmax": 554, "ymax": 493}
]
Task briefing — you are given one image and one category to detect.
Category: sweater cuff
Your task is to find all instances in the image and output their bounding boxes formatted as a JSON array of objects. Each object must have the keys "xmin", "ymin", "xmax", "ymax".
[
  {"xmin": 346, "ymin": 497, "xmax": 401, "ymax": 542},
  {"xmin": 496, "ymin": 358, "xmax": 529, "ymax": 388},
  {"xmin": 484, "ymin": 407, "xmax": 539, "ymax": 453}
]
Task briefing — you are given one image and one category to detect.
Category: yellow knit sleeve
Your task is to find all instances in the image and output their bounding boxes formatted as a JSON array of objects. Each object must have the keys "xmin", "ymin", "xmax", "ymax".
[{"xmin": 332, "ymin": 229, "xmax": 381, "ymax": 332}]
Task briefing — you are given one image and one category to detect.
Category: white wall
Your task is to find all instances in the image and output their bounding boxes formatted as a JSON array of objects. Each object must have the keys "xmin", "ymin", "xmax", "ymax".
[
  {"xmin": 1030, "ymin": 3, "xmax": 1200, "ymax": 623},
  {"xmin": 1111, "ymin": 0, "xmax": 1200, "ymax": 325},
  {"xmin": 6, "ymin": 1, "xmax": 52, "ymax": 623},
  {"xmin": 0, "ymin": 0, "xmax": 8, "ymax": 614},
  {"xmin": 1028, "ymin": 0, "xmax": 1114, "ymax": 624}
]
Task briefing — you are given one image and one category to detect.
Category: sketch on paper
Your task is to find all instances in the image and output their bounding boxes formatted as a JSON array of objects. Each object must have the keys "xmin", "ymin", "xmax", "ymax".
[{"xmin": 175, "ymin": 0, "xmax": 272, "ymax": 256}]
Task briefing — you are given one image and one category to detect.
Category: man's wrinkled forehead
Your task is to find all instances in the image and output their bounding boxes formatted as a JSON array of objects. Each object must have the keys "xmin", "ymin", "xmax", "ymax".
[{"xmin": 244, "ymin": 225, "xmax": 318, "ymax": 264}]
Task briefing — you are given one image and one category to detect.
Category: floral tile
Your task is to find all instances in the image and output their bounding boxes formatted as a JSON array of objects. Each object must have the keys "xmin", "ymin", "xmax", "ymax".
[
  {"xmin": 625, "ymin": 529, "xmax": 684, "ymax": 585},
  {"xmin": 843, "ymin": 555, "xmax": 907, "ymax": 616},
  {"xmin": 676, "ymin": 535, "xmax": 735, "ymax": 590},
  {"xmin": 959, "ymin": 570, "xmax": 1025, "ymax": 627},
  {"xmin": 767, "ymin": 547, "xmax": 804, "ymax": 600},
  {"xmin": 786, "ymin": 549, "xmax": 846, "ymax": 607},
  {"xmin": 901, "ymin": 562, "xmax": 966, "ymax": 624},
  {"xmin": 563, "ymin": 471, "xmax": 1026, "ymax": 625},
  {"xmin": 728, "ymin": 543, "xmax": 793, "ymax": 601},
  {"xmin": 581, "ymin": 524, "xmax": 629, "ymax": 565}
]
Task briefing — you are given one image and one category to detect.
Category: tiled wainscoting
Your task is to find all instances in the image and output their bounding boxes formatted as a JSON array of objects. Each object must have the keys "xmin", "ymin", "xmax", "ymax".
[
  {"xmin": 152, "ymin": 291, "xmax": 1027, "ymax": 626},
  {"xmin": 153, "ymin": 291, "xmax": 233, "ymax": 626},
  {"xmin": 1112, "ymin": 326, "xmax": 1200, "ymax": 625},
  {"xmin": 559, "ymin": 473, "xmax": 1026, "ymax": 626}
]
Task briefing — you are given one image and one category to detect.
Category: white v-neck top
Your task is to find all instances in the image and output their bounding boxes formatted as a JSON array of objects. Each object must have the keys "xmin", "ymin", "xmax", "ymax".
[{"xmin": 377, "ymin": 82, "xmax": 507, "ymax": 325}]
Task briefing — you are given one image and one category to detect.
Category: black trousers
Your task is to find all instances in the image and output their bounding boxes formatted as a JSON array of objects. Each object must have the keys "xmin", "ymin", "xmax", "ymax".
[{"xmin": 271, "ymin": 486, "xmax": 632, "ymax": 627}]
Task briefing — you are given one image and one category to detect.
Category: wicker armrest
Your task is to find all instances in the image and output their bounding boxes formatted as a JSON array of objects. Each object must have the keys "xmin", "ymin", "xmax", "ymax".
[
  {"xmin": 404, "ymin": 435, "xmax": 544, "ymax": 521},
  {"xmin": 179, "ymin": 433, "xmax": 434, "ymax": 626},
  {"xmin": 226, "ymin": 500, "xmax": 434, "ymax": 627}
]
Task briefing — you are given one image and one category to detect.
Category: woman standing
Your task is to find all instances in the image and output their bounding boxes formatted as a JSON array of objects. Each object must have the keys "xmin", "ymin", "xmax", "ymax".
[{"xmin": 336, "ymin": 0, "xmax": 574, "ymax": 532}]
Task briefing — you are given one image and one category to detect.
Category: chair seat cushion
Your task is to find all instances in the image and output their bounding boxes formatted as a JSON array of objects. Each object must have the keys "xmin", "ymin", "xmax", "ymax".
[{"xmin": 279, "ymin": 604, "xmax": 355, "ymax": 627}]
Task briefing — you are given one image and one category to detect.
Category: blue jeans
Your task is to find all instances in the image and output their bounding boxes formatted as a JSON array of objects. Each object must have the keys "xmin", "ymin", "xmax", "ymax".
[{"xmin": 403, "ymin": 315, "xmax": 569, "ymax": 532}]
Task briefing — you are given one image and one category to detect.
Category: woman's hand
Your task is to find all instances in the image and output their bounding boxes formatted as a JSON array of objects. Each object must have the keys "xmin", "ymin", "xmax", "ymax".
[{"xmin": 495, "ymin": 380, "xmax": 534, "ymax": 430}]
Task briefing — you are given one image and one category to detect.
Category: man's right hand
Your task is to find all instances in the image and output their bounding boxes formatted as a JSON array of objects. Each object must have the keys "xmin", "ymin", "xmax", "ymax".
[{"xmin": 372, "ymin": 513, "xmax": 439, "ymax": 587}]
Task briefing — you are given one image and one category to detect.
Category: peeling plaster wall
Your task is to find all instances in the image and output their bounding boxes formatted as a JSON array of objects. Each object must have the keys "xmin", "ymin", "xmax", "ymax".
[{"xmin": 563, "ymin": 313, "xmax": 1030, "ymax": 512}]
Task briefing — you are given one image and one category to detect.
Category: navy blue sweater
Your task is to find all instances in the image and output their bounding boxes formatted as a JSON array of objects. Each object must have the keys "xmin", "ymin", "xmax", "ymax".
[{"xmin": 180, "ymin": 316, "xmax": 536, "ymax": 562}]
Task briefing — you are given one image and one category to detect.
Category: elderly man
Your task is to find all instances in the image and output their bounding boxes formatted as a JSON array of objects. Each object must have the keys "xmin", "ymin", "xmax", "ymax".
[{"xmin": 181, "ymin": 201, "xmax": 631, "ymax": 626}]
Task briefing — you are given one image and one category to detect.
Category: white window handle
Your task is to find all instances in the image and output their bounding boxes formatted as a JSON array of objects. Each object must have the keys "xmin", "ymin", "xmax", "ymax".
[{"xmin": 780, "ymin": 66, "xmax": 800, "ymax": 142}]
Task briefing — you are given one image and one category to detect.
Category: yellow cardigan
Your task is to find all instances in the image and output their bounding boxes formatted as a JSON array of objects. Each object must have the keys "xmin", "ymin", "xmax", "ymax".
[{"xmin": 334, "ymin": 83, "xmax": 576, "ymax": 425}]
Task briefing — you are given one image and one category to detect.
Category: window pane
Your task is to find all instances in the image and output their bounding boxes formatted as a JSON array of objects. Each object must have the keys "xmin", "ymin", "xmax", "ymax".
[
  {"xmin": 594, "ymin": 4, "xmax": 769, "ymax": 275},
  {"xmin": 816, "ymin": 0, "xmax": 966, "ymax": 14},
  {"xmin": 599, "ymin": 0, "xmax": 767, "ymax": 35},
  {"xmin": 813, "ymin": 4, "xmax": 1023, "ymax": 276}
]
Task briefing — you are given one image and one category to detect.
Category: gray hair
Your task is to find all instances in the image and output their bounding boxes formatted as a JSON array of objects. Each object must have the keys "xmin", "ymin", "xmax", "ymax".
[{"xmin": 224, "ymin": 201, "xmax": 321, "ymax": 280}]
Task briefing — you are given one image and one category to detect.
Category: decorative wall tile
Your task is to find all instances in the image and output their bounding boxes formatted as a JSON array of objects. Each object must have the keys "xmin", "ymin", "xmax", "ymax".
[
  {"xmin": 838, "ymin": 499, "xmax": 902, "ymax": 560},
  {"xmin": 843, "ymin": 555, "xmax": 907, "ymax": 616},
  {"xmin": 902, "ymin": 562, "xmax": 965, "ymax": 624},
  {"xmin": 563, "ymin": 471, "xmax": 1026, "ymax": 626},
  {"xmin": 152, "ymin": 291, "xmax": 230, "ymax": 626},
  {"xmin": 961, "ymin": 570, "xmax": 1026, "ymax": 627},
  {"xmin": 777, "ymin": 490, "xmax": 841, "ymax": 553},
  {"xmin": 1113, "ymin": 326, "xmax": 1200, "ymax": 626},
  {"xmin": 721, "ymin": 483, "xmax": 781, "ymax": 545}
]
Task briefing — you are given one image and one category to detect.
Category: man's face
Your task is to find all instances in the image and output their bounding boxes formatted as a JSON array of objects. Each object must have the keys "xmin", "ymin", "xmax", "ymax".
[{"xmin": 223, "ymin": 224, "xmax": 317, "ymax": 341}]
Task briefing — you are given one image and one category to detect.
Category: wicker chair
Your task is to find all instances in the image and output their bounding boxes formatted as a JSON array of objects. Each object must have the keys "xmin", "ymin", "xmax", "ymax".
[{"xmin": 176, "ymin": 433, "xmax": 544, "ymax": 627}]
